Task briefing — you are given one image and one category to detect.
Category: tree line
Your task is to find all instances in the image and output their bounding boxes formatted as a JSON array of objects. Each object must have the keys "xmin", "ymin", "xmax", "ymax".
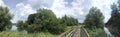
[{"xmin": 0, "ymin": 7, "xmax": 78, "ymax": 34}]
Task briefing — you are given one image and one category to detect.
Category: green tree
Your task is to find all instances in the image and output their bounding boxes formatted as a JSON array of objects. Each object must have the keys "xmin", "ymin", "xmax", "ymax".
[
  {"xmin": 0, "ymin": 6, "xmax": 12, "ymax": 31},
  {"xmin": 106, "ymin": 3, "xmax": 120, "ymax": 37},
  {"xmin": 84, "ymin": 7, "xmax": 104, "ymax": 29},
  {"xmin": 17, "ymin": 20, "xmax": 27, "ymax": 31},
  {"xmin": 21, "ymin": 9, "xmax": 66, "ymax": 34},
  {"xmin": 61, "ymin": 15, "xmax": 78, "ymax": 26}
]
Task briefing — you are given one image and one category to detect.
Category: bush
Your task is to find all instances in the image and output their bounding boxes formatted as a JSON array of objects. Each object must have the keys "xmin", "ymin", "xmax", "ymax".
[
  {"xmin": 17, "ymin": 9, "xmax": 66, "ymax": 34},
  {"xmin": 86, "ymin": 28, "xmax": 107, "ymax": 37},
  {"xmin": 48, "ymin": 24, "xmax": 65, "ymax": 34}
]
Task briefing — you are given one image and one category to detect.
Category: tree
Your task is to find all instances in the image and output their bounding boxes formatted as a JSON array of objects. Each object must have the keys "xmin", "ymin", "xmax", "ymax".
[
  {"xmin": 106, "ymin": 3, "xmax": 120, "ymax": 37},
  {"xmin": 0, "ymin": 6, "xmax": 12, "ymax": 31},
  {"xmin": 84, "ymin": 7, "xmax": 104, "ymax": 29},
  {"xmin": 18, "ymin": 9, "xmax": 66, "ymax": 34},
  {"xmin": 17, "ymin": 20, "xmax": 27, "ymax": 31},
  {"xmin": 61, "ymin": 15, "xmax": 78, "ymax": 26}
]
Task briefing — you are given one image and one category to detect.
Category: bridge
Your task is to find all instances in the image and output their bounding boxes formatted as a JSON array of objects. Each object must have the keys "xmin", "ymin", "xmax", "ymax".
[{"xmin": 58, "ymin": 26, "xmax": 90, "ymax": 37}]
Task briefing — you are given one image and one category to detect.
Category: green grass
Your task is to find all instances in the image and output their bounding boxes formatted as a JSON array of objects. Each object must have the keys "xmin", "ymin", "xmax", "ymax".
[
  {"xmin": 0, "ymin": 31, "xmax": 57, "ymax": 37},
  {"xmin": 0, "ymin": 26, "xmax": 74, "ymax": 37},
  {"xmin": 65, "ymin": 26, "xmax": 73, "ymax": 31},
  {"xmin": 86, "ymin": 28, "xmax": 107, "ymax": 37}
]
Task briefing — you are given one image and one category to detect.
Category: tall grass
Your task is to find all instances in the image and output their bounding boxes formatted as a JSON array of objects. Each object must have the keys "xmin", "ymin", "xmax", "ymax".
[
  {"xmin": 86, "ymin": 28, "xmax": 107, "ymax": 37},
  {"xmin": 0, "ymin": 31, "xmax": 56, "ymax": 37}
]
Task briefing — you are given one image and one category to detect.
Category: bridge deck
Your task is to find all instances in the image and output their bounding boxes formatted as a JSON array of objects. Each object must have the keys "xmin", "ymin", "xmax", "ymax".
[{"xmin": 72, "ymin": 27, "xmax": 81, "ymax": 37}]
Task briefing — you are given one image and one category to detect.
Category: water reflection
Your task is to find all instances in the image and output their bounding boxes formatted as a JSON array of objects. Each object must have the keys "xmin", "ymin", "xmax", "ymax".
[{"xmin": 104, "ymin": 27, "xmax": 114, "ymax": 37}]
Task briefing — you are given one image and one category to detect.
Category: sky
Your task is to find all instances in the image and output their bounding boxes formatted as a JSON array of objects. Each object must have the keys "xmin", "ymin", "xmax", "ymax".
[{"xmin": 0, "ymin": 0, "xmax": 118, "ymax": 23}]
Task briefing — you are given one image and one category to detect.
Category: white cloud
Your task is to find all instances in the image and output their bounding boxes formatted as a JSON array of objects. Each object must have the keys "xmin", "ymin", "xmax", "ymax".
[
  {"xmin": 16, "ymin": 3, "xmax": 36, "ymax": 15},
  {"xmin": 0, "ymin": 0, "xmax": 6, "ymax": 7},
  {"xmin": 49, "ymin": 0, "xmax": 92, "ymax": 22},
  {"xmin": 9, "ymin": 0, "xmax": 92, "ymax": 23},
  {"xmin": 27, "ymin": 0, "xmax": 54, "ymax": 9},
  {"xmin": 10, "ymin": 0, "xmax": 117, "ymax": 23},
  {"xmin": 11, "ymin": 3, "xmax": 36, "ymax": 23},
  {"xmin": 92, "ymin": 0, "xmax": 117, "ymax": 23},
  {"xmin": 49, "ymin": 0, "xmax": 117, "ymax": 23}
]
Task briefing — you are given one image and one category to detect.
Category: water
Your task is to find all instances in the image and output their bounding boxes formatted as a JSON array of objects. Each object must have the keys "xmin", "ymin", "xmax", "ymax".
[
  {"xmin": 104, "ymin": 27, "xmax": 114, "ymax": 37},
  {"xmin": 11, "ymin": 25, "xmax": 28, "ymax": 34},
  {"xmin": 11, "ymin": 25, "xmax": 17, "ymax": 30}
]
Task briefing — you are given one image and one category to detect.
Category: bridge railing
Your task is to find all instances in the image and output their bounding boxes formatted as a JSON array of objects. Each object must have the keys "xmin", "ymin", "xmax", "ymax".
[
  {"xmin": 57, "ymin": 26, "xmax": 76, "ymax": 37},
  {"xmin": 58, "ymin": 26, "xmax": 90, "ymax": 37},
  {"xmin": 80, "ymin": 27, "xmax": 90, "ymax": 37},
  {"xmin": 66, "ymin": 26, "xmax": 90, "ymax": 37}
]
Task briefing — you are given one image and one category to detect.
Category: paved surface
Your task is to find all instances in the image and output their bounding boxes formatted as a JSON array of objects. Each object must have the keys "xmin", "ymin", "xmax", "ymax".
[{"xmin": 72, "ymin": 27, "xmax": 81, "ymax": 37}]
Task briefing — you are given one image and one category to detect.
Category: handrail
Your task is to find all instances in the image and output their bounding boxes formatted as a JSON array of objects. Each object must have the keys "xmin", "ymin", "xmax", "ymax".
[
  {"xmin": 58, "ymin": 26, "xmax": 90, "ymax": 37},
  {"xmin": 66, "ymin": 27, "xmax": 77, "ymax": 37},
  {"xmin": 57, "ymin": 26, "xmax": 75, "ymax": 37},
  {"xmin": 81, "ymin": 27, "xmax": 90, "ymax": 37}
]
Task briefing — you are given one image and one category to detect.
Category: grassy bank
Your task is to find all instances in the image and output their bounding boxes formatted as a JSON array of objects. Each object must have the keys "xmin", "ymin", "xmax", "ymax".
[
  {"xmin": 0, "ymin": 31, "xmax": 56, "ymax": 37},
  {"xmin": 0, "ymin": 26, "xmax": 73, "ymax": 37}
]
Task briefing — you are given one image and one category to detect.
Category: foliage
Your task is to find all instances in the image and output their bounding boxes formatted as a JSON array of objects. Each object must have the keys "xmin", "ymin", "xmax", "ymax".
[
  {"xmin": 17, "ymin": 20, "xmax": 27, "ymax": 31},
  {"xmin": 16, "ymin": 8, "xmax": 79, "ymax": 34},
  {"xmin": 84, "ymin": 7, "xmax": 104, "ymax": 29},
  {"xmin": 0, "ymin": 31, "xmax": 56, "ymax": 37},
  {"xmin": 61, "ymin": 15, "xmax": 78, "ymax": 26},
  {"xmin": 106, "ymin": 2, "xmax": 120, "ymax": 37},
  {"xmin": 17, "ymin": 9, "xmax": 67, "ymax": 34},
  {"xmin": 86, "ymin": 28, "xmax": 107, "ymax": 37},
  {"xmin": 0, "ymin": 6, "xmax": 12, "ymax": 31}
]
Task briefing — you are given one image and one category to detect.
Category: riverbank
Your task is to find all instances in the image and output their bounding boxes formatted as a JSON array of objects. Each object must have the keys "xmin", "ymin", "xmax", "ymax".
[
  {"xmin": 0, "ymin": 31, "xmax": 57, "ymax": 37},
  {"xmin": 0, "ymin": 26, "xmax": 73, "ymax": 37},
  {"xmin": 85, "ymin": 28, "xmax": 107, "ymax": 37}
]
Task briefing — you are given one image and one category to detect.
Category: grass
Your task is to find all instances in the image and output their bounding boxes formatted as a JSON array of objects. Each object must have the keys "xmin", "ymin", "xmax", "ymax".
[
  {"xmin": 0, "ymin": 26, "xmax": 74, "ymax": 37},
  {"xmin": 0, "ymin": 31, "xmax": 57, "ymax": 37},
  {"xmin": 65, "ymin": 26, "xmax": 73, "ymax": 31},
  {"xmin": 86, "ymin": 28, "xmax": 107, "ymax": 37}
]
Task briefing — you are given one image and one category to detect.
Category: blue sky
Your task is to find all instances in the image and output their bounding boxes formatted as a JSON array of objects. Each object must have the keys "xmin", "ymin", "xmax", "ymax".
[{"xmin": 0, "ymin": 0, "xmax": 117, "ymax": 23}]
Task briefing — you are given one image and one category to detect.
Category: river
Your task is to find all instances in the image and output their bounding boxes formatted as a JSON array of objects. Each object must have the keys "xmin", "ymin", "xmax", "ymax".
[{"xmin": 104, "ymin": 27, "xmax": 114, "ymax": 37}]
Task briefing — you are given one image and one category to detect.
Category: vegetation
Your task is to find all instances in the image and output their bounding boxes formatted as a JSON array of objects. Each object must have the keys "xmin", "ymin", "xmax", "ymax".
[
  {"xmin": 106, "ymin": 0, "xmax": 120, "ymax": 37},
  {"xmin": 17, "ymin": 9, "xmax": 78, "ymax": 34},
  {"xmin": 84, "ymin": 7, "xmax": 106, "ymax": 37},
  {"xmin": 0, "ymin": 31, "xmax": 56, "ymax": 37},
  {"xmin": 84, "ymin": 7, "xmax": 104, "ymax": 29},
  {"xmin": 0, "ymin": 6, "xmax": 78, "ymax": 37},
  {"xmin": 0, "ymin": 6, "xmax": 12, "ymax": 31},
  {"xmin": 86, "ymin": 28, "xmax": 107, "ymax": 37},
  {"xmin": 2, "ymin": 0, "xmax": 120, "ymax": 37},
  {"xmin": 61, "ymin": 15, "xmax": 78, "ymax": 26}
]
